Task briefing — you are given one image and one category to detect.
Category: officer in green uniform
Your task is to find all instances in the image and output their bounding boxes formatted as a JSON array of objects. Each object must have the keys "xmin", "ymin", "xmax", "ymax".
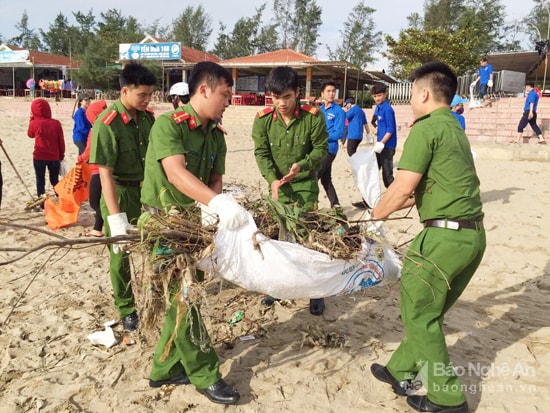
[
  {"xmin": 252, "ymin": 66, "xmax": 329, "ymax": 315},
  {"xmin": 370, "ymin": 62, "xmax": 485, "ymax": 413},
  {"xmin": 90, "ymin": 62, "xmax": 156, "ymax": 331},
  {"xmin": 141, "ymin": 62, "xmax": 247, "ymax": 405}
]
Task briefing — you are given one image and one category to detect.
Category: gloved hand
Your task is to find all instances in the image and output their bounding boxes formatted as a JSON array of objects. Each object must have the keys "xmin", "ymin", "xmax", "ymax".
[
  {"xmin": 366, "ymin": 219, "xmax": 384, "ymax": 237},
  {"xmin": 373, "ymin": 141, "xmax": 385, "ymax": 153},
  {"xmin": 107, "ymin": 212, "xmax": 132, "ymax": 254},
  {"xmin": 487, "ymin": 79, "xmax": 493, "ymax": 88},
  {"xmin": 208, "ymin": 194, "xmax": 249, "ymax": 230}
]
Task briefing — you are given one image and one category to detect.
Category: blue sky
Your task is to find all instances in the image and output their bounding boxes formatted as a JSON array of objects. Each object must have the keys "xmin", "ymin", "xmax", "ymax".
[{"xmin": 0, "ymin": 0, "xmax": 530, "ymax": 69}]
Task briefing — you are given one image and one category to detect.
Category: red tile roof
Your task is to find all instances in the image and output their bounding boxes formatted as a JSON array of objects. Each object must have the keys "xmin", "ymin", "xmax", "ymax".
[
  {"xmin": 7, "ymin": 46, "xmax": 76, "ymax": 68},
  {"xmin": 180, "ymin": 45, "xmax": 220, "ymax": 63},
  {"xmin": 222, "ymin": 49, "xmax": 319, "ymax": 65}
]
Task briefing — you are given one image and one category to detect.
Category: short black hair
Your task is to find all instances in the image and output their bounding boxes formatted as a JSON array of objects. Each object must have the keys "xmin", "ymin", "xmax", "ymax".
[
  {"xmin": 526, "ymin": 81, "xmax": 535, "ymax": 88},
  {"xmin": 320, "ymin": 80, "xmax": 337, "ymax": 92},
  {"xmin": 370, "ymin": 82, "xmax": 387, "ymax": 95},
  {"xmin": 410, "ymin": 61, "xmax": 457, "ymax": 105},
  {"xmin": 119, "ymin": 61, "xmax": 157, "ymax": 88},
  {"xmin": 188, "ymin": 61, "xmax": 233, "ymax": 96},
  {"xmin": 266, "ymin": 66, "xmax": 299, "ymax": 95},
  {"xmin": 480, "ymin": 57, "xmax": 488, "ymax": 63}
]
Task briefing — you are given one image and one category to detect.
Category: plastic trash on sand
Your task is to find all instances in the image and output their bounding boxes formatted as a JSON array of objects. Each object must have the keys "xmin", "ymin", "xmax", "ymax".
[{"xmin": 87, "ymin": 319, "xmax": 118, "ymax": 348}]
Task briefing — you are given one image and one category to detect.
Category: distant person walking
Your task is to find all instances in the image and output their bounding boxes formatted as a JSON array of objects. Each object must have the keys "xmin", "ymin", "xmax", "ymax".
[
  {"xmin": 513, "ymin": 81, "xmax": 547, "ymax": 144},
  {"xmin": 72, "ymin": 95, "xmax": 92, "ymax": 155},
  {"xmin": 474, "ymin": 57, "xmax": 493, "ymax": 108},
  {"xmin": 27, "ymin": 98, "xmax": 65, "ymax": 200}
]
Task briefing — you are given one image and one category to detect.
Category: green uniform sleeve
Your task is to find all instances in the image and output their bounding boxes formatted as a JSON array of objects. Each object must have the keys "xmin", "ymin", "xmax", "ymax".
[
  {"xmin": 296, "ymin": 113, "xmax": 328, "ymax": 173},
  {"xmin": 252, "ymin": 116, "xmax": 279, "ymax": 184},
  {"xmin": 89, "ymin": 119, "xmax": 116, "ymax": 167}
]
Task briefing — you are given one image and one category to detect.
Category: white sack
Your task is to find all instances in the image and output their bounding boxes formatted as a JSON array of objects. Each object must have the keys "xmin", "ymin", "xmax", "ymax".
[
  {"xmin": 198, "ymin": 214, "xmax": 401, "ymax": 299},
  {"xmin": 348, "ymin": 148, "xmax": 382, "ymax": 207}
]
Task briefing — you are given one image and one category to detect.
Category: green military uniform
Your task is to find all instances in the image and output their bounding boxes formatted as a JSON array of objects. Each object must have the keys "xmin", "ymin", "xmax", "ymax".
[
  {"xmin": 252, "ymin": 102, "xmax": 328, "ymax": 209},
  {"xmin": 89, "ymin": 100, "xmax": 154, "ymax": 318},
  {"xmin": 141, "ymin": 103, "xmax": 225, "ymax": 389},
  {"xmin": 386, "ymin": 108, "xmax": 486, "ymax": 406}
]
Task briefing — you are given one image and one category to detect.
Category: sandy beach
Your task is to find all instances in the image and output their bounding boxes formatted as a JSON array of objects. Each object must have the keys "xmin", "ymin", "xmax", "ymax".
[{"xmin": 0, "ymin": 98, "xmax": 549, "ymax": 413}]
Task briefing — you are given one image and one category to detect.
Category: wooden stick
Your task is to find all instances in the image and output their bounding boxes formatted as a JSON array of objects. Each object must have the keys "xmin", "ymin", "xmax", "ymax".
[{"xmin": 0, "ymin": 142, "xmax": 35, "ymax": 200}]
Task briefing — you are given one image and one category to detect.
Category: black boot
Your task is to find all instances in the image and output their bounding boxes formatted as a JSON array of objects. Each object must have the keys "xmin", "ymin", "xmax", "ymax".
[{"xmin": 309, "ymin": 298, "xmax": 325, "ymax": 315}]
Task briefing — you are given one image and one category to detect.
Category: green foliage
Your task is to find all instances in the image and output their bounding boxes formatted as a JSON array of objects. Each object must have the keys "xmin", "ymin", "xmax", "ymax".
[
  {"xmin": 171, "ymin": 5, "xmax": 213, "ymax": 51},
  {"xmin": 384, "ymin": 28, "xmax": 482, "ymax": 79},
  {"xmin": 387, "ymin": 0, "xmax": 514, "ymax": 78},
  {"xmin": 10, "ymin": 10, "xmax": 42, "ymax": 50},
  {"xmin": 288, "ymin": 0, "xmax": 323, "ymax": 56},
  {"xmin": 327, "ymin": 1, "xmax": 381, "ymax": 70}
]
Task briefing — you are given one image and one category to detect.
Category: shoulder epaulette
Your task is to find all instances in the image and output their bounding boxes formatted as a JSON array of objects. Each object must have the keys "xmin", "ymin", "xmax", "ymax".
[
  {"xmin": 101, "ymin": 110, "xmax": 118, "ymax": 125},
  {"xmin": 301, "ymin": 104, "xmax": 319, "ymax": 115},
  {"xmin": 256, "ymin": 106, "xmax": 275, "ymax": 118},
  {"xmin": 171, "ymin": 110, "xmax": 190, "ymax": 124}
]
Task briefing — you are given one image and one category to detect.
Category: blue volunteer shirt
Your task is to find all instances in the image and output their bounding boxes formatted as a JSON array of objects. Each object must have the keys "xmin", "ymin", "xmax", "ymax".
[
  {"xmin": 345, "ymin": 105, "xmax": 367, "ymax": 140},
  {"xmin": 524, "ymin": 88, "xmax": 539, "ymax": 112},
  {"xmin": 320, "ymin": 102, "xmax": 345, "ymax": 154},
  {"xmin": 374, "ymin": 100, "xmax": 397, "ymax": 148},
  {"xmin": 451, "ymin": 111, "xmax": 466, "ymax": 130},
  {"xmin": 479, "ymin": 63, "xmax": 493, "ymax": 85}
]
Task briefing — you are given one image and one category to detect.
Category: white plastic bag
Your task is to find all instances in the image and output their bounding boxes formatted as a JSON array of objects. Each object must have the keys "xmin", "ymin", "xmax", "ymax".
[
  {"xmin": 59, "ymin": 160, "xmax": 68, "ymax": 177},
  {"xmin": 198, "ymin": 214, "xmax": 401, "ymax": 299},
  {"xmin": 348, "ymin": 148, "xmax": 382, "ymax": 208}
]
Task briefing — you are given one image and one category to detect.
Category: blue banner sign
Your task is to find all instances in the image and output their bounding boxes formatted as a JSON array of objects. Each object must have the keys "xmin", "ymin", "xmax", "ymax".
[{"xmin": 119, "ymin": 42, "xmax": 181, "ymax": 61}]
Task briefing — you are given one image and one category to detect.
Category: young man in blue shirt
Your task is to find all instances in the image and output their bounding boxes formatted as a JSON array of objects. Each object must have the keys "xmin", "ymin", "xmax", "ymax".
[
  {"xmin": 318, "ymin": 80, "xmax": 345, "ymax": 207},
  {"xmin": 514, "ymin": 81, "xmax": 546, "ymax": 144},
  {"xmin": 372, "ymin": 82, "xmax": 397, "ymax": 189},
  {"xmin": 450, "ymin": 94, "xmax": 468, "ymax": 130},
  {"xmin": 475, "ymin": 57, "xmax": 493, "ymax": 107},
  {"xmin": 343, "ymin": 97, "xmax": 371, "ymax": 156}
]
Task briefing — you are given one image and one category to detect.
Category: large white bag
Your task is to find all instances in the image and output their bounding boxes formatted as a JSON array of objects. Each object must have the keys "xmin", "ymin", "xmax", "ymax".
[
  {"xmin": 348, "ymin": 148, "xmax": 382, "ymax": 208},
  {"xmin": 198, "ymin": 214, "xmax": 401, "ymax": 299}
]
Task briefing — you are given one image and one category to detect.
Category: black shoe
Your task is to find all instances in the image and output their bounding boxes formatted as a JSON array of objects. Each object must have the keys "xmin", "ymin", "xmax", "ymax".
[
  {"xmin": 198, "ymin": 379, "xmax": 240, "ymax": 405},
  {"xmin": 149, "ymin": 371, "xmax": 190, "ymax": 388},
  {"xmin": 352, "ymin": 200, "xmax": 370, "ymax": 209},
  {"xmin": 122, "ymin": 312, "xmax": 139, "ymax": 331},
  {"xmin": 407, "ymin": 395, "xmax": 469, "ymax": 412},
  {"xmin": 370, "ymin": 363, "xmax": 410, "ymax": 396},
  {"xmin": 309, "ymin": 298, "xmax": 325, "ymax": 315},
  {"xmin": 261, "ymin": 295, "xmax": 280, "ymax": 306}
]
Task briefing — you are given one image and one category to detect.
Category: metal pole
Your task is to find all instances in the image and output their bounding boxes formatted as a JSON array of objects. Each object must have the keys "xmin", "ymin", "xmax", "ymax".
[{"xmin": 545, "ymin": 7, "xmax": 550, "ymax": 91}]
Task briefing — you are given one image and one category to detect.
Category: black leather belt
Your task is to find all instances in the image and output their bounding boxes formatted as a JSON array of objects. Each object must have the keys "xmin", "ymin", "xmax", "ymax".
[
  {"xmin": 114, "ymin": 180, "xmax": 142, "ymax": 187},
  {"xmin": 423, "ymin": 219, "xmax": 483, "ymax": 230}
]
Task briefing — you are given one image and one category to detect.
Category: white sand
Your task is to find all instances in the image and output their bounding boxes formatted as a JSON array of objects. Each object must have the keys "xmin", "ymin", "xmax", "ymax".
[{"xmin": 0, "ymin": 98, "xmax": 549, "ymax": 412}]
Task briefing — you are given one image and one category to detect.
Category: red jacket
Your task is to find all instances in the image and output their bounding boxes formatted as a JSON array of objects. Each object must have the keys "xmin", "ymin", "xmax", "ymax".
[
  {"xmin": 77, "ymin": 100, "xmax": 107, "ymax": 175},
  {"xmin": 27, "ymin": 99, "xmax": 65, "ymax": 161}
]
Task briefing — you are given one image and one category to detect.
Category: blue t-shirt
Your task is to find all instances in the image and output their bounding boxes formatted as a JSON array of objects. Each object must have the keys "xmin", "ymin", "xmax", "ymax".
[
  {"xmin": 451, "ymin": 111, "xmax": 466, "ymax": 130},
  {"xmin": 320, "ymin": 102, "xmax": 345, "ymax": 154},
  {"xmin": 374, "ymin": 100, "xmax": 397, "ymax": 148},
  {"xmin": 524, "ymin": 88, "xmax": 539, "ymax": 112},
  {"xmin": 345, "ymin": 105, "xmax": 367, "ymax": 140},
  {"xmin": 479, "ymin": 63, "xmax": 493, "ymax": 85},
  {"xmin": 72, "ymin": 106, "xmax": 92, "ymax": 143}
]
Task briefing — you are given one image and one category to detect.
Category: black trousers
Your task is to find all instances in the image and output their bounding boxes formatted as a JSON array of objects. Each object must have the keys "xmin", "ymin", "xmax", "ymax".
[
  {"xmin": 517, "ymin": 110, "xmax": 542, "ymax": 135},
  {"xmin": 346, "ymin": 139, "xmax": 362, "ymax": 156},
  {"xmin": 316, "ymin": 153, "xmax": 340, "ymax": 207},
  {"xmin": 376, "ymin": 147, "xmax": 395, "ymax": 188},
  {"xmin": 89, "ymin": 173, "xmax": 104, "ymax": 232},
  {"xmin": 33, "ymin": 159, "xmax": 60, "ymax": 197}
]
